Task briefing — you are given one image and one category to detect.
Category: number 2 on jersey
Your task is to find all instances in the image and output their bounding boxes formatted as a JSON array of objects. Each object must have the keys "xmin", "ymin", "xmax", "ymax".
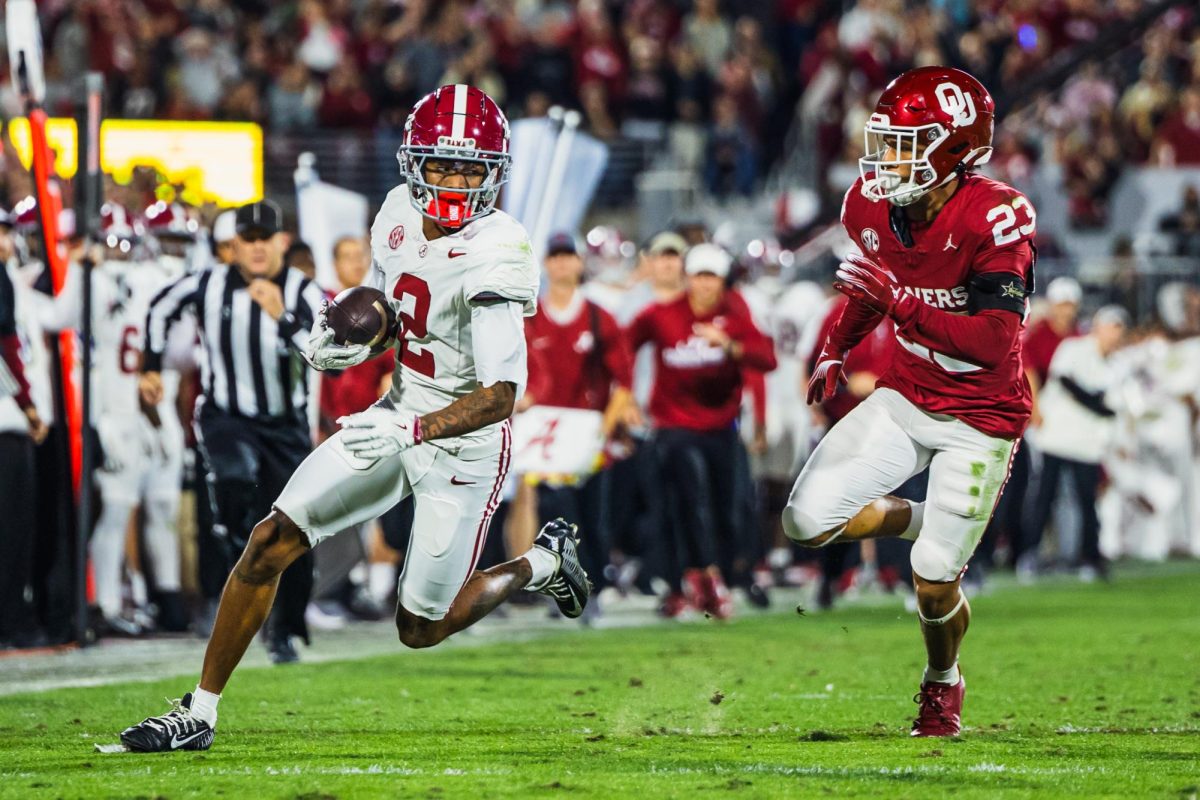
[
  {"xmin": 987, "ymin": 197, "xmax": 1035, "ymax": 247},
  {"xmin": 392, "ymin": 274, "xmax": 435, "ymax": 377}
]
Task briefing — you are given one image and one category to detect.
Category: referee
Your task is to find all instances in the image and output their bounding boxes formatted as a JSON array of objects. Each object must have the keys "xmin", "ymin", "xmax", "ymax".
[{"xmin": 140, "ymin": 200, "xmax": 323, "ymax": 663}]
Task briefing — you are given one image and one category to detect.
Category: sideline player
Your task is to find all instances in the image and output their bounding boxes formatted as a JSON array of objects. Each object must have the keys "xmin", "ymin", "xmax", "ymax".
[
  {"xmin": 782, "ymin": 67, "xmax": 1036, "ymax": 736},
  {"xmin": 80, "ymin": 206, "xmax": 191, "ymax": 635},
  {"xmin": 120, "ymin": 85, "xmax": 589, "ymax": 752}
]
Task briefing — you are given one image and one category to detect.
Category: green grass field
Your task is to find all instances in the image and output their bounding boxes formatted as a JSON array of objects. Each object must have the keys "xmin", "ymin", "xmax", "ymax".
[{"xmin": 2, "ymin": 564, "xmax": 1198, "ymax": 799}]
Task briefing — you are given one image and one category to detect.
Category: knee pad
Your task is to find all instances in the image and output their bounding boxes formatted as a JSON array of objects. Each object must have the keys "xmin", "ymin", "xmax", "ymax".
[
  {"xmin": 781, "ymin": 502, "xmax": 845, "ymax": 547},
  {"xmin": 910, "ymin": 536, "xmax": 963, "ymax": 584}
]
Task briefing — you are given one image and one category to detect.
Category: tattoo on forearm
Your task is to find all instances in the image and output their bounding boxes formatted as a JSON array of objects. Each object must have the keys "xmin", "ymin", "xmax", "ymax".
[{"xmin": 420, "ymin": 382, "xmax": 516, "ymax": 441}]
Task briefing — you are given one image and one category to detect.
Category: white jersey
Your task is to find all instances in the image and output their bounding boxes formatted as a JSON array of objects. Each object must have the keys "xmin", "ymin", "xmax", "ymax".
[
  {"xmin": 369, "ymin": 188, "xmax": 538, "ymax": 452},
  {"xmin": 92, "ymin": 259, "xmax": 183, "ymax": 419}
]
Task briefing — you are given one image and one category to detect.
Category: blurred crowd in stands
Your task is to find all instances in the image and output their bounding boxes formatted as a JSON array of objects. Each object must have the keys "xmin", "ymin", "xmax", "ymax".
[{"xmin": 12, "ymin": 0, "xmax": 1197, "ymax": 210}]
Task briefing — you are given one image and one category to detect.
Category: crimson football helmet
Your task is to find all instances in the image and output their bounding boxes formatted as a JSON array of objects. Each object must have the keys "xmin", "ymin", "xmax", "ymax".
[
  {"xmin": 397, "ymin": 84, "xmax": 511, "ymax": 229},
  {"xmin": 860, "ymin": 66, "xmax": 994, "ymax": 207},
  {"xmin": 100, "ymin": 203, "xmax": 140, "ymax": 254},
  {"xmin": 143, "ymin": 201, "xmax": 199, "ymax": 240}
]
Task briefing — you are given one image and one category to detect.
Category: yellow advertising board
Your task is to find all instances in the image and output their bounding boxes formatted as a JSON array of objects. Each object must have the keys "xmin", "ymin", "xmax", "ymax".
[{"xmin": 6, "ymin": 118, "xmax": 263, "ymax": 207}]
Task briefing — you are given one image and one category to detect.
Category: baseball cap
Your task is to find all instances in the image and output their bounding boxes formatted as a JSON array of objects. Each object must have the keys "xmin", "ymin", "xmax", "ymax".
[
  {"xmin": 1093, "ymin": 305, "xmax": 1130, "ymax": 328},
  {"xmin": 546, "ymin": 231, "xmax": 578, "ymax": 256},
  {"xmin": 235, "ymin": 200, "xmax": 282, "ymax": 239},
  {"xmin": 212, "ymin": 210, "xmax": 237, "ymax": 244},
  {"xmin": 1045, "ymin": 276, "xmax": 1082, "ymax": 305},
  {"xmin": 684, "ymin": 243, "xmax": 732, "ymax": 278},
  {"xmin": 646, "ymin": 231, "xmax": 687, "ymax": 256}
]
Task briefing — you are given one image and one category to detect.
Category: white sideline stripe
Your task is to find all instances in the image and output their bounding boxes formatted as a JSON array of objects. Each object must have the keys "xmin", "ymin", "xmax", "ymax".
[
  {"xmin": 0, "ymin": 763, "xmax": 1115, "ymax": 780},
  {"xmin": 451, "ymin": 84, "xmax": 468, "ymax": 139}
]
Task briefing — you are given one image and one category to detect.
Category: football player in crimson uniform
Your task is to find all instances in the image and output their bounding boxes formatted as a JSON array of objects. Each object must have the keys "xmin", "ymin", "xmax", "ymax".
[
  {"xmin": 121, "ymin": 85, "xmax": 590, "ymax": 752},
  {"xmin": 782, "ymin": 67, "xmax": 1036, "ymax": 737}
]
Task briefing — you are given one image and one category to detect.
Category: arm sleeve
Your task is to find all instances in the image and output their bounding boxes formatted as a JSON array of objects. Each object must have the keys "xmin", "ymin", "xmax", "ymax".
[
  {"xmin": 826, "ymin": 299, "xmax": 885, "ymax": 353},
  {"xmin": 278, "ymin": 277, "xmax": 324, "ymax": 354},
  {"xmin": 1058, "ymin": 375, "xmax": 1116, "ymax": 417},
  {"xmin": 743, "ymin": 367, "xmax": 767, "ymax": 427},
  {"xmin": 0, "ymin": 267, "xmax": 30, "ymax": 408},
  {"xmin": 891, "ymin": 300, "xmax": 1020, "ymax": 371},
  {"xmin": 470, "ymin": 299, "xmax": 528, "ymax": 402},
  {"xmin": 144, "ymin": 271, "xmax": 203, "ymax": 372},
  {"xmin": 627, "ymin": 307, "xmax": 655, "ymax": 353},
  {"xmin": 599, "ymin": 309, "xmax": 633, "ymax": 389},
  {"xmin": 733, "ymin": 304, "xmax": 777, "ymax": 372},
  {"xmin": 34, "ymin": 261, "xmax": 83, "ymax": 333}
]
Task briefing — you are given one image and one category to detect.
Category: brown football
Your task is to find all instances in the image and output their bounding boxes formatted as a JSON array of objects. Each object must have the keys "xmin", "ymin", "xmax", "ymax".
[{"xmin": 326, "ymin": 286, "xmax": 397, "ymax": 347}]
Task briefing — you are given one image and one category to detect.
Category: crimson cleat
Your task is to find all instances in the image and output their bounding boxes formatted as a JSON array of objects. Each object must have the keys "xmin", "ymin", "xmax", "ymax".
[
  {"xmin": 910, "ymin": 676, "xmax": 965, "ymax": 737},
  {"xmin": 700, "ymin": 572, "xmax": 733, "ymax": 620},
  {"xmin": 658, "ymin": 592, "xmax": 693, "ymax": 619}
]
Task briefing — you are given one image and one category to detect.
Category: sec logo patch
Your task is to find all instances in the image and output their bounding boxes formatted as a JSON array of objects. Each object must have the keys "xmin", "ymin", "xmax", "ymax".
[
  {"xmin": 389, "ymin": 225, "xmax": 405, "ymax": 249},
  {"xmin": 861, "ymin": 228, "xmax": 880, "ymax": 253}
]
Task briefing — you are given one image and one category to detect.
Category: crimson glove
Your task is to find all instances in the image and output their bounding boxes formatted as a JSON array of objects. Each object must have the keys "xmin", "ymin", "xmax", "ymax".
[
  {"xmin": 806, "ymin": 340, "xmax": 848, "ymax": 405},
  {"xmin": 834, "ymin": 254, "xmax": 900, "ymax": 315}
]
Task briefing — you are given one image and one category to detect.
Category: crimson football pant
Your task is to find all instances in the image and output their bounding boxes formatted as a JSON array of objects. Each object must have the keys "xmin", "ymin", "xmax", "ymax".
[
  {"xmin": 197, "ymin": 405, "xmax": 314, "ymax": 644},
  {"xmin": 538, "ymin": 470, "xmax": 612, "ymax": 592},
  {"xmin": 654, "ymin": 427, "xmax": 741, "ymax": 592}
]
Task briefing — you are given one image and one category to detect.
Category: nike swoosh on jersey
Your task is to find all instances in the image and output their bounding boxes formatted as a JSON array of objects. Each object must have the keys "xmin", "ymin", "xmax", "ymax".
[
  {"xmin": 450, "ymin": 476, "xmax": 475, "ymax": 485},
  {"xmin": 169, "ymin": 730, "xmax": 209, "ymax": 749},
  {"xmin": 448, "ymin": 249, "xmax": 468, "ymax": 259}
]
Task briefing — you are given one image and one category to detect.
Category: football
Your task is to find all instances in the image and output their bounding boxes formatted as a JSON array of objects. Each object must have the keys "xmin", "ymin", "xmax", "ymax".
[{"xmin": 325, "ymin": 286, "xmax": 397, "ymax": 347}]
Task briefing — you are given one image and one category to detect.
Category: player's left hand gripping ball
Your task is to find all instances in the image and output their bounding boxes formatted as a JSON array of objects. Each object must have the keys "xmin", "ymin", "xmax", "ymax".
[
  {"xmin": 834, "ymin": 254, "xmax": 900, "ymax": 315},
  {"xmin": 304, "ymin": 307, "xmax": 372, "ymax": 371},
  {"xmin": 338, "ymin": 408, "xmax": 423, "ymax": 459}
]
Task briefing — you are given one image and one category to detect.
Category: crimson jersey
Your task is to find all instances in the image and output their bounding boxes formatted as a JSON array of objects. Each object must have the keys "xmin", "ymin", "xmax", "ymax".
[
  {"xmin": 525, "ymin": 293, "xmax": 633, "ymax": 411},
  {"xmin": 841, "ymin": 173, "xmax": 1036, "ymax": 439},
  {"xmin": 628, "ymin": 293, "xmax": 777, "ymax": 432}
]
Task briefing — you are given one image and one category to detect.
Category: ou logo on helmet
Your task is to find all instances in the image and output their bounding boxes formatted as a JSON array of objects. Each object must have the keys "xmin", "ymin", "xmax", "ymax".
[{"xmin": 935, "ymin": 82, "xmax": 976, "ymax": 127}]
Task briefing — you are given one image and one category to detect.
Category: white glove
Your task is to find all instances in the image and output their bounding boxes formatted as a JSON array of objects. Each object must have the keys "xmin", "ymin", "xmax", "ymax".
[
  {"xmin": 338, "ymin": 407, "xmax": 423, "ymax": 459},
  {"xmin": 304, "ymin": 310, "xmax": 371, "ymax": 371}
]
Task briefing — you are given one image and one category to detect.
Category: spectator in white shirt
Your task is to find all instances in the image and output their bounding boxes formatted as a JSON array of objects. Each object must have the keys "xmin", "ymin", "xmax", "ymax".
[{"xmin": 1029, "ymin": 306, "xmax": 1130, "ymax": 581}]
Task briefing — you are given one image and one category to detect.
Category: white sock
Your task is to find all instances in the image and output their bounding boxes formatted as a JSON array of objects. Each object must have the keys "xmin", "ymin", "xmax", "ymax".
[
  {"xmin": 522, "ymin": 547, "xmax": 560, "ymax": 591},
  {"xmin": 191, "ymin": 686, "xmax": 220, "ymax": 727},
  {"xmin": 923, "ymin": 662, "xmax": 960, "ymax": 685},
  {"xmin": 368, "ymin": 562, "xmax": 396, "ymax": 602},
  {"xmin": 900, "ymin": 501, "xmax": 925, "ymax": 542},
  {"xmin": 129, "ymin": 570, "xmax": 149, "ymax": 608}
]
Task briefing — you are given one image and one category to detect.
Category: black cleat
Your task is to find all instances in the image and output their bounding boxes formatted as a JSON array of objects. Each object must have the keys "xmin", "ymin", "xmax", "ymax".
[
  {"xmin": 531, "ymin": 518, "xmax": 592, "ymax": 619},
  {"xmin": 120, "ymin": 693, "xmax": 214, "ymax": 752}
]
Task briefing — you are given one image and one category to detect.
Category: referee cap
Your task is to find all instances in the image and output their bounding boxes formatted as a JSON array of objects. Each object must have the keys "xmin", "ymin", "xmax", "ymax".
[{"xmin": 235, "ymin": 200, "xmax": 283, "ymax": 238}]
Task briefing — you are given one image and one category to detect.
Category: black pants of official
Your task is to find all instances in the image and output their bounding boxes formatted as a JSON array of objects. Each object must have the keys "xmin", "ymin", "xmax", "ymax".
[
  {"xmin": 1027, "ymin": 453, "xmax": 1103, "ymax": 566},
  {"xmin": 0, "ymin": 432, "xmax": 38, "ymax": 643},
  {"xmin": 654, "ymin": 427, "xmax": 741, "ymax": 592},
  {"xmin": 606, "ymin": 439, "xmax": 671, "ymax": 593},
  {"xmin": 197, "ymin": 404, "xmax": 313, "ymax": 643},
  {"xmin": 538, "ymin": 470, "xmax": 612, "ymax": 591}
]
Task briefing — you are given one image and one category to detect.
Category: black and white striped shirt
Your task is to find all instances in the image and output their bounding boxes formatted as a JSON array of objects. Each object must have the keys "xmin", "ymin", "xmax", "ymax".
[{"xmin": 144, "ymin": 263, "xmax": 323, "ymax": 422}]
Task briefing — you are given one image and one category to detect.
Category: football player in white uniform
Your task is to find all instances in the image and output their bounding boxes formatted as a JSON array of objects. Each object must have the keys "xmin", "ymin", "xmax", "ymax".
[
  {"xmin": 88, "ymin": 205, "xmax": 191, "ymax": 635},
  {"xmin": 121, "ymin": 85, "xmax": 590, "ymax": 752}
]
